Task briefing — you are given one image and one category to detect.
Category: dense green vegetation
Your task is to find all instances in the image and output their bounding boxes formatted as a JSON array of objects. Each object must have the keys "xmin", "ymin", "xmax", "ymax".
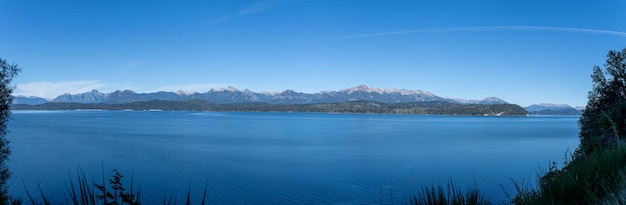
[
  {"xmin": 512, "ymin": 48, "xmax": 626, "ymax": 204},
  {"xmin": 0, "ymin": 58, "xmax": 20, "ymax": 204},
  {"xmin": 579, "ymin": 48, "xmax": 626, "ymax": 155},
  {"xmin": 512, "ymin": 145, "xmax": 626, "ymax": 204},
  {"xmin": 13, "ymin": 100, "xmax": 529, "ymax": 116}
]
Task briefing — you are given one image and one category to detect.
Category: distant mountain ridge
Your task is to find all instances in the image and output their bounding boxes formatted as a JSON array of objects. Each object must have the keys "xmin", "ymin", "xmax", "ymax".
[
  {"xmin": 12, "ymin": 96, "xmax": 48, "ymax": 105},
  {"xmin": 13, "ymin": 84, "xmax": 509, "ymax": 105},
  {"xmin": 525, "ymin": 103, "xmax": 582, "ymax": 115}
]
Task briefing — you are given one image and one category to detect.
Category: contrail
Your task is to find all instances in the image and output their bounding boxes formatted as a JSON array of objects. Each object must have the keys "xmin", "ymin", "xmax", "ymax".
[
  {"xmin": 307, "ymin": 26, "xmax": 626, "ymax": 42},
  {"xmin": 204, "ymin": 0, "xmax": 279, "ymax": 25}
]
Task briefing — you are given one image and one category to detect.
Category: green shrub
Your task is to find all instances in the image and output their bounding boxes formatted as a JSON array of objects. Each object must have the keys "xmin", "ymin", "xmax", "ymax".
[{"xmin": 513, "ymin": 145, "xmax": 626, "ymax": 204}]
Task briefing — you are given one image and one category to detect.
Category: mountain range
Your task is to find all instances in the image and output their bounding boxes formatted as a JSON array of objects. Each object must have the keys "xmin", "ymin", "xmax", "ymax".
[
  {"xmin": 524, "ymin": 103, "xmax": 582, "ymax": 115},
  {"xmin": 13, "ymin": 85, "xmax": 510, "ymax": 105}
]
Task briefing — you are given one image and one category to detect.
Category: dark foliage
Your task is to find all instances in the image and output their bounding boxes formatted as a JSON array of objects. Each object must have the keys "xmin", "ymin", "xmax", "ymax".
[
  {"xmin": 94, "ymin": 169, "xmax": 141, "ymax": 205},
  {"xmin": 24, "ymin": 167, "xmax": 213, "ymax": 205},
  {"xmin": 0, "ymin": 58, "xmax": 20, "ymax": 204},
  {"xmin": 513, "ymin": 145, "xmax": 626, "ymax": 204},
  {"xmin": 579, "ymin": 48, "xmax": 626, "ymax": 155},
  {"xmin": 514, "ymin": 48, "xmax": 626, "ymax": 204},
  {"xmin": 411, "ymin": 180, "xmax": 491, "ymax": 205}
]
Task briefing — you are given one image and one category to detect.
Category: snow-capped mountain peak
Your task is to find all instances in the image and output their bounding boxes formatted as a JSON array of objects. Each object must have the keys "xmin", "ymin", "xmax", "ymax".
[
  {"xmin": 444, "ymin": 97, "xmax": 507, "ymax": 105},
  {"xmin": 210, "ymin": 86, "xmax": 240, "ymax": 92},
  {"xmin": 535, "ymin": 103, "xmax": 570, "ymax": 108},
  {"xmin": 258, "ymin": 90, "xmax": 285, "ymax": 95},
  {"xmin": 481, "ymin": 97, "xmax": 508, "ymax": 104},
  {"xmin": 226, "ymin": 86, "xmax": 239, "ymax": 92},
  {"xmin": 340, "ymin": 84, "xmax": 434, "ymax": 96},
  {"xmin": 13, "ymin": 84, "xmax": 515, "ymax": 106},
  {"xmin": 341, "ymin": 84, "xmax": 376, "ymax": 93},
  {"xmin": 176, "ymin": 90, "xmax": 196, "ymax": 95}
]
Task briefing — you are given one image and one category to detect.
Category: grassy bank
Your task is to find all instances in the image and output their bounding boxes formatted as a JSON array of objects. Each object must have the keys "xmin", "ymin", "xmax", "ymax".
[{"xmin": 512, "ymin": 145, "xmax": 626, "ymax": 204}]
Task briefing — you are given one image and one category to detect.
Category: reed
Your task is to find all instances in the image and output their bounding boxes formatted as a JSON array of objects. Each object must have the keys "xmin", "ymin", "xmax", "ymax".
[{"xmin": 410, "ymin": 179, "xmax": 492, "ymax": 205}]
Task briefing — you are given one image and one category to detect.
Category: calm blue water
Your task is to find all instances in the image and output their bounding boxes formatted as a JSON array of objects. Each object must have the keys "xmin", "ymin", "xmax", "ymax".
[{"xmin": 7, "ymin": 111, "xmax": 579, "ymax": 204}]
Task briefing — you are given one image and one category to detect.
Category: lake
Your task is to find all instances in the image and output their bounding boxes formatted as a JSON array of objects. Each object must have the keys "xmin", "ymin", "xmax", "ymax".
[{"xmin": 7, "ymin": 111, "xmax": 579, "ymax": 204}]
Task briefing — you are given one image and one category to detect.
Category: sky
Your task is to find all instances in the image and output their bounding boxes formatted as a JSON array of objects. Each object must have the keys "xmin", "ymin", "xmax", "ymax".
[{"xmin": 1, "ymin": 0, "xmax": 625, "ymax": 107}]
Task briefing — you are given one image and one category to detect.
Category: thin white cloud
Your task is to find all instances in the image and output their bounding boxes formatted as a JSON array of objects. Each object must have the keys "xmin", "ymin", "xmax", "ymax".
[
  {"xmin": 15, "ymin": 80, "xmax": 106, "ymax": 99},
  {"xmin": 307, "ymin": 26, "xmax": 626, "ymax": 42},
  {"xmin": 151, "ymin": 83, "xmax": 232, "ymax": 93},
  {"xmin": 120, "ymin": 60, "xmax": 143, "ymax": 70},
  {"xmin": 205, "ymin": 0, "xmax": 279, "ymax": 25},
  {"xmin": 238, "ymin": 0, "xmax": 278, "ymax": 15}
]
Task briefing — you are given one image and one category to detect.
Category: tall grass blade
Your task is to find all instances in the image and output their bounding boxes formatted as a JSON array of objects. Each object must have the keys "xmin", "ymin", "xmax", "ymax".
[
  {"xmin": 90, "ymin": 176, "xmax": 96, "ymax": 205},
  {"xmin": 21, "ymin": 179, "xmax": 36, "ymax": 205},
  {"xmin": 411, "ymin": 179, "xmax": 491, "ymax": 205},
  {"xmin": 186, "ymin": 184, "xmax": 190, "ymax": 205},
  {"xmin": 37, "ymin": 183, "xmax": 50, "ymax": 205},
  {"xmin": 67, "ymin": 172, "xmax": 78, "ymax": 205},
  {"xmin": 136, "ymin": 185, "xmax": 142, "ymax": 205},
  {"xmin": 77, "ymin": 169, "xmax": 91, "ymax": 205},
  {"xmin": 201, "ymin": 181, "xmax": 208, "ymax": 205},
  {"xmin": 100, "ymin": 163, "xmax": 107, "ymax": 205},
  {"xmin": 131, "ymin": 170, "xmax": 134, "ymax": 204}
]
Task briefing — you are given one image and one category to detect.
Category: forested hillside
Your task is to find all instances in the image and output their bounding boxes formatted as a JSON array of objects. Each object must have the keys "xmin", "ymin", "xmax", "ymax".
[{"xmin": 12, "ymin": 100, "xmax": 529, "ymax": 116}]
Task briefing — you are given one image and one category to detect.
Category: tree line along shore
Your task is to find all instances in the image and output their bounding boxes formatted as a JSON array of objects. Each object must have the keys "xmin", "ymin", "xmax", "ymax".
[{"xmin": 12, "ymin": 100, "xmax": 530, "ymax": 116}]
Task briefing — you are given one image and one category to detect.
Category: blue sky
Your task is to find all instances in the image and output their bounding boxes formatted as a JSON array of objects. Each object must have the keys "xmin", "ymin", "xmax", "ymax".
[{"xmin": 1, "ymin": 0, "xmax": 625, "ymax": 106}]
